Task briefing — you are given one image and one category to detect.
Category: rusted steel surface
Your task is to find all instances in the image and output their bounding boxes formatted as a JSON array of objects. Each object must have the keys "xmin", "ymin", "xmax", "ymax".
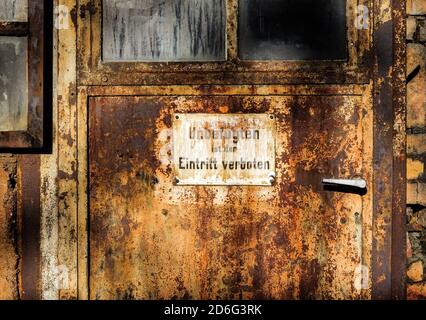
[
  {"xmin": 371, "ymin": 0, "xmax": 407, "ymax": 299},
  {"xmin": 0, "ymin": 22, "xmax": 28, "ymax": 35},
  {"xmin": 371, "ymin": 0, "xmax": 394, "ymax": 299},
  {"xmin": 391, "ymin": 0, "xmax": 407, "ymax": 300},
  {"xmin": 39, "ymin": 0, "xmax": 78, "ymax": 300},
  {"xmin": 77, "ymin": 0, "xmax": 371, "ymax": 86},
  {"xmin": 55, "ymin": 0, "xmax": 78, "ymax": 299},
  {"xmin": 86, "ymin": 85, "xmax": 368, "ymax": 97},
  {"xmin": 0, "ymin": 155, "xmax": 20, "ymax": 300},
  {"xmin": 88, "ymin": 93, "xmax": 371, "ymax": 299},
  {"xmin": 19, "ymin": 155, "xmax": 41, "ymax": 300},
  {"xmin": 77, "ymin": 87, "xmax": 89, "ymax": 300},
  {"xmin": 0, "ymin": 0, "xmax": 407, "ymax": 300}
]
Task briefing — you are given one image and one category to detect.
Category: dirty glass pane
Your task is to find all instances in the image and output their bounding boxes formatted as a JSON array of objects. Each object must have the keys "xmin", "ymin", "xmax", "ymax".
[
  {"xmin": 239, "ymin": 0, "xmax": 347, "ymax": 60},
  {"xmin": 103, "ymin": 0, "xmax": 226, "ymax": 62},
  {"xmin": 0, "ymin": 0, "xmax": 28, "ymax": 21},
  {"xmin": 0, "ymin": 37, "xmax": 28, "ymax": 132}
]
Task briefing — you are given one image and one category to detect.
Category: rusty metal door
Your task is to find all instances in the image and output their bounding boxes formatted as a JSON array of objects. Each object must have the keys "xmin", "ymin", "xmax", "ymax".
[
  {"xmin": 74, "ymin": 0, "xmax": 407, "ymax": 301},
  {"xmin": 87, "ymin": 92, "xmax": 372, "ymax": 299}
]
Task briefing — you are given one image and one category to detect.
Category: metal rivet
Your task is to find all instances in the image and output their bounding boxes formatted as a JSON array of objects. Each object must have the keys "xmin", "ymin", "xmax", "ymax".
[{"xmin": 102, "ymin": 76, "xmax": 108, "ymax": 82}]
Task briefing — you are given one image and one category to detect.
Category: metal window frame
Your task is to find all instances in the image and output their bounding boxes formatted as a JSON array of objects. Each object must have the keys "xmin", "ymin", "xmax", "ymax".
[
  {"xmin": 77, "ymin": 0, "xmax": 372, "ymax": 86},
  {"xmin": 0, "ymin": 1, "xmax": 52, "ymax": 150}
]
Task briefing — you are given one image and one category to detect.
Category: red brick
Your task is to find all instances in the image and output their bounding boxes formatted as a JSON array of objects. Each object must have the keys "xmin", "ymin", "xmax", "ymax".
[
  {"xmin": 419, "ymin": 19, "xmax": 426, "ymax": 42},
  {"xmin": 407, "ymin": 134, "xmax": 426, "ymax": 155},
  {"xmin": 407, "ymin": 44, "xmax": 426, "ymax": 128},
  {"xmin": 407, "ymin": 158, "xmax": 424, "ymax": 180},
  {"xmin": 407, "ymin": 260, "xmax": 424, "ymax": 282},
  {"xmin": 407, "ymin": 16, "xmax": 417, "ymax": 40},
  {"xmin": 408, "ymin": 282, "xmax": 426, "ymax": 300}
]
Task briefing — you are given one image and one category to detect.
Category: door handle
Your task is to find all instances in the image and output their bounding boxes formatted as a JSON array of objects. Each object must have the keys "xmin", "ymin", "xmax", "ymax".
[{"xmin": 322, "ymin": 178, "xmax": 366, "ymax": 189}]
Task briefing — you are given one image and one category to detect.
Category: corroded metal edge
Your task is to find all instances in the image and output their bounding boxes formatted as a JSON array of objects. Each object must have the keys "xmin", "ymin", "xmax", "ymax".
[
  {"xmin": 371, "ymin": 0, "xmax": 407, "ymax": 300},
  {"xmin": 391, "ymin": 0, "xmax": 407, "ymax": 300}
]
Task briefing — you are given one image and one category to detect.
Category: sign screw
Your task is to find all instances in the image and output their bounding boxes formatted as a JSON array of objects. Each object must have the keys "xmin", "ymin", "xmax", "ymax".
[{"xmin": 268, "ymin": 172, "xmax": 276, "ymax": 184}]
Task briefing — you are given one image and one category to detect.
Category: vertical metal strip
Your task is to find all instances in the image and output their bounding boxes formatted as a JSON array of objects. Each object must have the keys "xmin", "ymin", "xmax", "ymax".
[
  {"xmin": 77, "ymin": 87, "xmax": 89, "ymax": 300},
  {"xmin": 371, "ymin": 0, "xmax": 407, "ymax": 299},
  {"xmin": 371, "ymin": 0, "xmax": 394, "ymax": 299},
  {"xmin": 391, "ymin": 0, "xmax": 407, "ymax": 300},
  {"xmin": 56, "ymin": 0, "xmax": 78, "ymax": 299},
  {"xmin": 40, "ymin": 0, "xmax": 60, "ymax": 300},
  {"xmin": 20, "ymin": 155, "xmax": 41, "ymax": 300}
]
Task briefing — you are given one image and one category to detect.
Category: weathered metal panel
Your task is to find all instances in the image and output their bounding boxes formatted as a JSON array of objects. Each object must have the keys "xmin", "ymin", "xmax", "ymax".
[
  {"xmin": 102, "ymin": 0, "xmax": 226, "ymax": 61},
  {"xmin": 0, "ymin": 155, "xmax": 19, "ymax": 300},
  {"xmin": 371, "ymin": 0, "xmax": 407, "ymax": 300},
  {"xmin": 77, "ymin": 86, "xmax": 89, "ymax": 300},
  {"xmin": 56, "ymin": 0, "xmax": 78, "ymax": 300},
  {"xmin": 0, "ymin": 0, "xmax": 405, "ymax": 301},
  {"xmin": 391, "ymin": 0, "xmax": 407, "ymax": 300},
  {"xmin": 88, "ymin": 94, "xmax": 370, "ymax": 299},
  {"xmin": 173, "ymin": 113, "xmax": 275, "ymax": 186},
  {"xmin": 40, "ymin": 0, "xmax": 60, "ymax": 298},
  {"xmin": 27, "ymin": 0, "xmax": 404, "ymax": 298}
]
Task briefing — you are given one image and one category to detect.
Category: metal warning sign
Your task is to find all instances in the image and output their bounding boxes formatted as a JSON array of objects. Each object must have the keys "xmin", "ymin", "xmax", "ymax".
[{"xmin": 173, "ymin": 113, "xmax": 276, "ymax": 186}]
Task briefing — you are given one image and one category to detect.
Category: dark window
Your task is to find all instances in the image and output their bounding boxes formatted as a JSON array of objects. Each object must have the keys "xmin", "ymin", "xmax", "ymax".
[{"xmin": 239, "ymin": 0, "xmax": 347, "ymax": 61}]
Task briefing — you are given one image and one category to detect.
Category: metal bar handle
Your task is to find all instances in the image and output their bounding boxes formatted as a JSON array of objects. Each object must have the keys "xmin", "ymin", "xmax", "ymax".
[{"xmin": 322, "ymin": 178, "xmax": 367, "ymax": 189}]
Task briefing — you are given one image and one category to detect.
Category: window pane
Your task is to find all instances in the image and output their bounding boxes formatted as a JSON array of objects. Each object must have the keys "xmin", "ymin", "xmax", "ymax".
[
  {"xmin": 0, "ymin": 37, "xmax": 28, "ymax": 132},
  {"xmin": 103, "ymin": 0, "xmax": 226, "ymax": 62},
  {"xmin": 239, "ymin": 0, "xmax": 347, "ymax": 60},
  {"xmin": 0, "ymin": 0, "xmax": 28, "ymax": 22}
]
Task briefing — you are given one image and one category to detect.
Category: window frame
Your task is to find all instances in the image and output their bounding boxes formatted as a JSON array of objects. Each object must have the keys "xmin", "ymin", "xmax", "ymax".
[
  {"xmin": 78, "ymin": 0, "xmax": 372, "ymax": 86},
  {"xmin": 0, "ymin": 1, "xmax": 51, "ymax": 150}
]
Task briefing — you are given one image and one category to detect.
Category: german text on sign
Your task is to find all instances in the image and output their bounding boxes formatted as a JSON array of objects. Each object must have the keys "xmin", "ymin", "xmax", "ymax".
[{"xmin": 173, "ymin": 113, "xmax": 276, "ymax": 186}]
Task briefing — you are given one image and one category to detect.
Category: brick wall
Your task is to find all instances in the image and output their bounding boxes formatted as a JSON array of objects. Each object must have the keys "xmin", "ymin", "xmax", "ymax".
[{"xmin": 406, "ymin": 0, "xmax": 426, "ymax": 300}]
